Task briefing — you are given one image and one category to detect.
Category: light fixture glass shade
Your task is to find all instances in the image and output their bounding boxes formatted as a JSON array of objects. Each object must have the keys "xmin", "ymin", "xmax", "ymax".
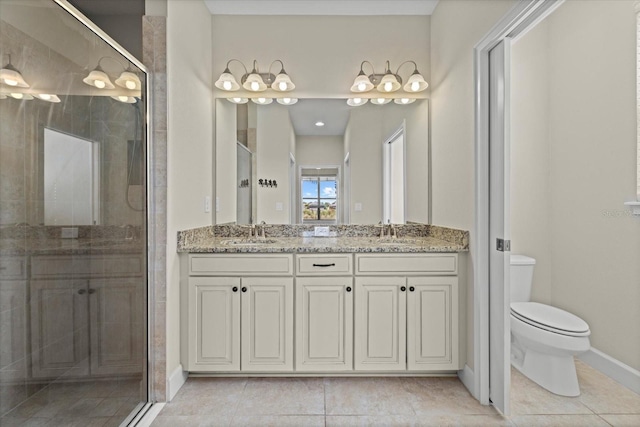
[
  {"xmin": 111, "ymin": 95, "xmax": 137, "ymax": 104},
  {"xmin": 251, "ymin": 97, "xmax": 272, "ymax": 105},
  {"xmin": 0, "ymin": 64, "xmax": 29, "ymax": 88},
  {"xmin": 9, "ymin": 92, "xmax": 33, "ymax": 100},
  {"xmin": 272, "ymin": 72, "xmax": 295, "ymax": 92},
  {"xmin": 377, "ymin": 73, "xmax": 401, "ymax": 93},
  {"xmin": 36, "ymin": 94, "xmax": 61, "ymax": 103},
  {"xmin": 277, "ymin": 97, "xmax": 298, "ymax": 105},
  {"xmin": 394, "ymin": 98, "xmax": 416, "ymax": 105},
  {"xmin": 83, "ymin": 68, "xmax": 115, "ymax": 89},
  {"xmin": 215, "ymin": 70, "xmax": 240, "ymax": 91},
  {"xmin": 404, "ymin": 72, "xmax": 429, "ymax": 92},
  {"xmin": 347, "ymin": 98, "xmax": 368, "ymax": 107},
  {"xmin": 370, "ymin": 98, "xmax": 391, "ymax": 105},
  {"xmin": 227, "ymin": 97, "xmax": 249, "ymax": 104},
  {"xmin": 350, "ymin": 72, "xmax": 374, "ymax": 93},
  {"xmin": 115, "ymin": 71, "xmax": 141, "ymax": 90},
  {"xmin": 243, "ymin": 73, "xmax": 267, "ymax": 92}
]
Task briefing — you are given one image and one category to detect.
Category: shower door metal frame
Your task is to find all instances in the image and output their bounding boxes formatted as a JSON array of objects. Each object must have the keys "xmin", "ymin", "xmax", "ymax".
[{"xmin": 51, "ymin": 0, "xmax": 154, "ymax": 423}]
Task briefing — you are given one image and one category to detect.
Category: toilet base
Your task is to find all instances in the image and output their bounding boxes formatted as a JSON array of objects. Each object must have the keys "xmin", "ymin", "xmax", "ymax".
[{"xmin": 513, "ymin": 347, "xmax": 580, "ymax": 397}]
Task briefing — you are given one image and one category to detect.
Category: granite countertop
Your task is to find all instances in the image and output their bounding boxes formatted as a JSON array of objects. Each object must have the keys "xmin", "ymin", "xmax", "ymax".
[
  {"xmin": 177, "ymin": 224, "xmax": 469, "ymax": 254},
  {"xmin": 0, "ymin": 238, "xmax": 145, "ymax": 256}
]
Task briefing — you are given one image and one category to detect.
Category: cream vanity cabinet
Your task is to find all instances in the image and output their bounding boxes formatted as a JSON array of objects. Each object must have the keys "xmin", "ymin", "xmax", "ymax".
[
  {"xmin": 182, "ymin": 254, "xmax": 294, "ymax": 372},
  {"xmin": 0, "ymin": 256, "xmax": 29, "ymax": 382},
  {"xmin": 30, "ymin": 254, "xmax": 144, "ymax": 378},
  {"xmin": 354, "ymin": 253, "xmax": 460, "ymax": 371},
  {"xmin": 295, "ymin": 254, "xmax": 353, "ymax": 371}
]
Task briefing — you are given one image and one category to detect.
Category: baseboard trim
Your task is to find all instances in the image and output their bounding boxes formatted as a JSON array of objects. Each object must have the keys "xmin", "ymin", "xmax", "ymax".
[
  {"xmin": 133, "ymin": 402, "xmax": 165, "ymax": 427},
  {"xmin": 578, "ymin": 347, "xmax": 640, "ymax": 395},
  {"xmin": 458, "ymin": 365, "xmax": 477, "ymax": 400},
  {"xmin": 167, "ymin": 364, "xmax": 188, "ymax": 401}
]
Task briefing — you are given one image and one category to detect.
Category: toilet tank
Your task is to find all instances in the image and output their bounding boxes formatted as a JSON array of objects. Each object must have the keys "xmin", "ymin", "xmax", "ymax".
[{"xmin": 510, "ymin": 254, "xmax": 536, "ymax": 302}]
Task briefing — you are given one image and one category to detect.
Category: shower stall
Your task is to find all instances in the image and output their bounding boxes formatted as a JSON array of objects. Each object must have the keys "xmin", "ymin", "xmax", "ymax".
[{"xmin": 0, "ymin": 0, "xmax": 150, "ymax": 424}]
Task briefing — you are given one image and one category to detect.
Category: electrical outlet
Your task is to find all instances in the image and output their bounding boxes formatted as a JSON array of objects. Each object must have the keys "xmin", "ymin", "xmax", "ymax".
[
  {"xmin": 61, "ymin": 227, "xmax": 78, "ymax": 239},
  {"xmin": 314, "ymin": 226, "xmax": 330, "ymax": 237},
  {"xmin": 204, "ymin": 196, "xmax": 211, "ymax": 213},
  {"xmin": 215, "ymin": 197, "xmax": 220, "ymax": 212},
  {"xmin": 355, "ymin": 203, "xmax": 363, "ymax": 212},
  {"xmin": 275, "ymin": 202, "xmax": 283, "ymax": 211}
]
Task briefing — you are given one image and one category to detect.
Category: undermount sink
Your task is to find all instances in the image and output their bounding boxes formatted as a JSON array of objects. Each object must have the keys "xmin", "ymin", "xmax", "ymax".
[{"xmin": 221, "ymin": 238, "xmax": 279, "ymax": 246}]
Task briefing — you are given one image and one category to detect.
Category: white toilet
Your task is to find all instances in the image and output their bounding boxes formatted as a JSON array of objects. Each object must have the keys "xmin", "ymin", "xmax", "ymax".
[{"xmin": 510, "ymin": 254, "xmax": 591, "ymax": 396}]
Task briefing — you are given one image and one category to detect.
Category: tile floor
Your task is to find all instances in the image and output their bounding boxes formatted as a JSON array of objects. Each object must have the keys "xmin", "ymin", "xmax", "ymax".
[
  {"xmin": 0, "ymin": 378, "xmax": 143, "ymax": 426},
  {"xmin": 151, "ymin": 361, "xmax": 640, "ymax": 426}
]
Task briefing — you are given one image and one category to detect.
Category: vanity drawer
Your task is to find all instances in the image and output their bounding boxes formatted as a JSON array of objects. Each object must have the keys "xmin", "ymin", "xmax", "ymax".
[
  {"xmin": 31, "ymin": 255, "xmax": 144, "ymax": 278},
  {"xmin": 296, "ymin": 254, "xmax": 352, "ymax": 275},
  {"xmin": 189, "ymin": 254, "xmax": 293, "ymax": 276},
  {"xmin": 0, "ymin": 257, "xmax": 27, "ymax": 280},
  {"xmin": 356, "ymin": 253, "xmax": 457, "ymax": 275}
]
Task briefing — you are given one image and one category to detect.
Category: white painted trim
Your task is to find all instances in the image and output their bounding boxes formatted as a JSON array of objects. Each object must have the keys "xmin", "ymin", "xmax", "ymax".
[
  {"xmin": 133, "ymin": 403, "xmax": 166, "ymax": 427},
  {"xmin": 167, "ymin": 364, "xmax": 188, "ymax": 401},
  {"xmin": 458, "ymin": 364, "xmax": 475, "ymax": 397},
  {"xmin": 579, "ymin": 348, "xmax": 640, "ymax": 395},
  {"xmin": 473, "ymin": 0, "xmax": 565, "ymax": 407}
]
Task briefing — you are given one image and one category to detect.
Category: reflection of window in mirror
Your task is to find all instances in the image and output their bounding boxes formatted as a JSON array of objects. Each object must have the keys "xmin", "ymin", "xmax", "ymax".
[
  {"xmin": 44, "ymin": 128, "xmax": 100, "ymax": 225},
  {"xmin": 383, "ymin": 125, "xmax": 406, "ymax": 224},
  {"xmin": 301, "ymin": 168, "xmax": 338, "ymax": 224}
]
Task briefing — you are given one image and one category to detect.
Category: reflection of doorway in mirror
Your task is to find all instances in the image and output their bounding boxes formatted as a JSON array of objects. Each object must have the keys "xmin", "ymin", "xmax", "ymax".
[
  {"xmin": 237, "ymin": 142, "xmax": 253, "ymax": 224},
  {"xmin": 44, "ymin": 128, "xmax": 100, "ymax": 226},
  {"xmin": 300, "ymin": 167, "xmax": 339, "ymax": 224},
  {"xmin": 383, "ymin": 125, "xmax": 406, "ymax": 224}
]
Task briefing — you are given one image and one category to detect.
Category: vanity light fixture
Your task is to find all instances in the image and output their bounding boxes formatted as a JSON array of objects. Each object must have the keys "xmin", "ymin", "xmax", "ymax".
[
  {"xmin": 0, "ymin": 55, "xmax": 30, "ymax": 88},
  {"xmin": 110, "ymin": 95, "xmax": 137, "ymax": 104},
  {"xmin": 35, "ymin": 94, "xmax": 61, "ymax": 103},
  {"xmin": 215, "ymin": 59, "xmax": 295, "ymax": 93},
  {"xmin": 347, "ymin": 98, "xmax": 368, "ymax": 107},
  {"xmin": 251, "ymin": 97, "xmax": 273, "ymax": 105},
  {"xmin": 394, "ymin": 98, "xmax": 416, "ymax": 105},
  {"xmin": 370, "ymin": 98, "xmax": 392, "ymax": 105},
  {"xmin": 277, "ymin": 97, "xmax": 298, "ymax": 105},
  {"xmin": 83, "ymin": 57, "xmax": 142, "ymax": 92},
  {"xmin": 9, "ymin": 92, "xmax": 33, "ymax": 100},
  {"xmin": 350, "ymin": 60, "xmax": 428, "ymax": 94},
  {"xmin": 228, "ymin": 97, "xmax": 249, "ymax": 104}
]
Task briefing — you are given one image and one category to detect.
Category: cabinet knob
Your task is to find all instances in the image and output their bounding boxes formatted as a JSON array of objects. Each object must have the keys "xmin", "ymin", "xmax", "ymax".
[
  {"xmin": 241, "ymin": 287, "xmax": 247, "ymax": 293},
  {"xmin": 409, "ymin": 286, "xmax": 415, "ymax": 292},
  {"xmin": 78, "ymin": 289, "xmax": 86, "ymax": 295},
  {"xmin": 346, "ymin": 286, "xmax": 352, "ymax": 292},
  {"xmin": 232, "ymin": 286, "xmax": 238, "ymax": 292},
  {"xmin": 400, "ymin": 286, "xmax": 406, "ymax": 292}
]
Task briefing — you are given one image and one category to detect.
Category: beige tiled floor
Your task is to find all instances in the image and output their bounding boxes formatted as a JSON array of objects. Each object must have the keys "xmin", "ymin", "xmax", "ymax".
[{"xmin": 151, "ymin": 360, "xmax": 640, "ymax": 426}]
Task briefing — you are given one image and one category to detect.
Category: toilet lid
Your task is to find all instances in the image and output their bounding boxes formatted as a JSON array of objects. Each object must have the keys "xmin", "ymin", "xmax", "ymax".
[{"xmin": 511, "ymin": 302, "xmax": 590, "ymax": 337}]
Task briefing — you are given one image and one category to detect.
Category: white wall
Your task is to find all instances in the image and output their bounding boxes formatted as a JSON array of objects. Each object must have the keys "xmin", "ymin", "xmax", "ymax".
[
  {"xmin": 256, "ymin": 104, "xmax": 295, "ymax": 223},
  {"xmin": 211, "ymin": 15, "xmax": 430, "ymax": 99},
  {"xmin": 215, "ymin": 99, "xmax": 237, "ymax": 224},
  {"xmin": 296, "ymin": 136, "xmax": 343, "ymax": 166},
  {"xmin": 511, "ymin": 0, "xmax": 640, "ymax": 370},
  {"xmin": 166, "ymin": 0, "xmax": 213, "ymax": 379},
  {"xmin": 430, "ymin": 0, "xmax": 518, "ymax": 370}
]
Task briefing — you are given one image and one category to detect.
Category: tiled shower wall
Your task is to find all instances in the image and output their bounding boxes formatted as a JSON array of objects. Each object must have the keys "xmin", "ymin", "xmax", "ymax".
[{"xmin": 142, "ymin": 15, "xmax": 168, "ymax": 403}]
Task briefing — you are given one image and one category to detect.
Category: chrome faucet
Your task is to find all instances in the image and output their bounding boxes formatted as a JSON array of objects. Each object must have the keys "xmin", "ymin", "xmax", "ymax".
[{"xmin": 257, "ymin": 221, "xmax": 267, "ymax": 239}]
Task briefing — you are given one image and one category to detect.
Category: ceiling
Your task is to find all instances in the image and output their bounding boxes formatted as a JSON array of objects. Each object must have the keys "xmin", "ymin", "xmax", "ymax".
[
  {"xmin": 204, "ymin": 0, "xmax": 440, "ymax": 16},
  {"xmin": 288, "ymin": 99, "xmax": 352, "ymax": 136},
  {"xmin": 69, "ymin": 0, "xmax": 144, "ymax": 16}
]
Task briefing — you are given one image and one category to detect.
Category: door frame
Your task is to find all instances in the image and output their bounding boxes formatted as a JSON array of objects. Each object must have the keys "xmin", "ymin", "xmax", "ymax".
[{"xmin": 473, "ymin": 0, "xmax": 564, "ymax": 406}]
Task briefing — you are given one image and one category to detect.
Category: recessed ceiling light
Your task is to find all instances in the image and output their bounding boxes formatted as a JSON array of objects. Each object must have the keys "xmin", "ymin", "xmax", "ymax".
[{"xmin": 315, "ymin": 121, "xmax": 325, "ymax": 127}]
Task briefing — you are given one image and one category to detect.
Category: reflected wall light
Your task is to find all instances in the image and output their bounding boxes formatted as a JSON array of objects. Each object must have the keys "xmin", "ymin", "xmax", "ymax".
[
  {"xmin": 251, "ymin": 97, "xmax": 273, "ymax": 105},
  {"xmin": 83, "ymin": 57, "xmax": 142, "ymax": 97},
  {"xmin": 277, "ymin": 97, "xmax": 298, "ymax": 105},
  {"xmin": 228, "ymin": 97, "xmax": 249, "ymax": 104},
  {"xmin": 350, "ymin": 60, "xmax": 428, "ymax": 94},
  {"xmin": 347, "ymin": 98, "xmax": 368, "ymax": 107},
  {"xmin": 9, "ymin": 92, "xmax": 34, "ymax": 100},
  {"xmin": 394, "ymin": 98, "xmax": 416, "ymax": 105},
  {"xmin": 35, "ymin": 94, "xmax": 61, "ymax": 103},
  {"xmin": 216, "ymin": 59, "xmax": 295, "ymax": 93},
  {"xmin": 0, "ymin": 55, "xmax": 29, "ymax": 88},
  {"xmin": 370, "ymin": 98, "xmax": 392, "ymax": 105},
  {"xmin": 110, "ymin": 95, "xmax": 137, "ymax": 104}
]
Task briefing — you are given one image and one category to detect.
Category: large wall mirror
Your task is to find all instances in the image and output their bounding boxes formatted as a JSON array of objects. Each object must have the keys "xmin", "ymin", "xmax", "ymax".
[{"xmin": 215, "ymin": 98, "xmax": 430, "ymax": 225}]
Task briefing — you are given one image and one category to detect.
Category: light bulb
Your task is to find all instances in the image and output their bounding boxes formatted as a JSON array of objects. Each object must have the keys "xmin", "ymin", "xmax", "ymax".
[
  {"xmin": 383, "ymin": 82, "xmax": 393, "ymax": 92},
  {"xmin": 125, "ymin": 80, "xmax": 137, "ymax": 90},
  {"xmin": 4, "ymin": 78, "xmax": 18, "ymax": 86},
  {"xmin": 223, "ymin": 81, "xmax": 232, "ymax": 90},
  {"xmin": 232, "ymin": 97, "xmax": 242, "ymax": 103},
  {"xmin": 377, "ymin": 98, "xmax": 385, "ymax": 103},
  {"xmin": 283, "ymin": 98, "xmax": 291, "ymax": 103},
  {"xmin": 278, "ymin": 81, "xmax": 287, "ymax": 91},
  {"xmin": 257, "ymin": 97, "xmax": 266, "ymax": 103},
  {"xmin": 250, "ymin": 81, "xmax": 260, "ymax": 91},
  {"xmin": 118, "ymin": 96, "xmax": 128, "ymax": 102},
  {"xmin": 411, "ymin": 81, "xmax": 420, "ymax": 92},
  {"xmin": 315, "ymin": 121, "xmax": 325, "ymax": 127},
  {"xmin": 39, "ymin": 94, "xmax": 51, "ymax": 100},
  {"xmin": 94, "ymin": 80, "xmax": 106, "ymax": 89},
  {"xmin": 357, "ymin": 82, "xmax": 366, "ymax": 91},
  {"xmin": 11, "ymin": 93, "xmax": 23, "ymax": 99},
  {"xmin": 401, "ymin": 98, "xmax": 409, "ymax": 104},
  {"xmin": 354, "ymin": 98, "xmax": 362, "ymax": 104}
]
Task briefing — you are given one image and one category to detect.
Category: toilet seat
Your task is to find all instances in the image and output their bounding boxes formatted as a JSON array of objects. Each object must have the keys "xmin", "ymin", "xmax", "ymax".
[{"xmin": 511, "ymin": 302, "xmax": 590, "ymax": 337}]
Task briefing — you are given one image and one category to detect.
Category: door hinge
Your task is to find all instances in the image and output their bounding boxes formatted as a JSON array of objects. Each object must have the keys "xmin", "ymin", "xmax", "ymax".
[{"xmin": 496, "ymin": 238, "xmax": 511, "ymax": 252}]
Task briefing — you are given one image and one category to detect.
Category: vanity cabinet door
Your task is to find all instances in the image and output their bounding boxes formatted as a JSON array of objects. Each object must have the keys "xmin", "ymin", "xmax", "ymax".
[
  {"xmin": 0, "ymin": 280, "xmax": 28, "ymax": 382},
  {"xmin": 296, "ymin": 277, "xmax": 353, "ymax": 371},
  {"xmin": 189, "ymin": 277, "xmax": 241, "ymax": 372},
  {"xmin": 407, "ymin": 277, "xmax": 459, "ymax": 371},
  {"xmin": 354, "ymin": 277, "xmax": 406, "ymax": 371},
  {"xmin": 30, "ymin": 279, "xmax": 90, "ymax": 378},
  {"xmin": 89, "ymin": 279, "xmax": 144, "ymax": 376},
  {"xmin": 241, "ymin": 277, "xmax": 293, "ymax": 372}
]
